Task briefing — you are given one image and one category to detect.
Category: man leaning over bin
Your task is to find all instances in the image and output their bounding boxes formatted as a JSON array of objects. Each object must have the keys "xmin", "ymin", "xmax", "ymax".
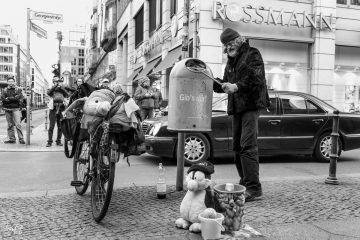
[
  {"xmin": 213, "ymin": 28, "xmax": 269, "ymax": 202},
  {"xmin": 0, "ymin": 76, "xmax": 25, "ymax": 144},
  {"xmin": 134, "ymin": 76, "xmax": 155, "ymax": 120}
]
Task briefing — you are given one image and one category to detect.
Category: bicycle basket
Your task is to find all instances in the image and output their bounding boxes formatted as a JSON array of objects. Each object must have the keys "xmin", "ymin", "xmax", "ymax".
[{"xmin": 61, "ymin": 117, "xmax": 79, "ymax": 140}]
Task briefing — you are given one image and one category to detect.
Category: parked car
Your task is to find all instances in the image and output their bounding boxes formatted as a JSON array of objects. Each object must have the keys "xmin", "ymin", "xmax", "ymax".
[{"xmin": 143, "ymin": 91, "xmax": 360, "ymax": 165}]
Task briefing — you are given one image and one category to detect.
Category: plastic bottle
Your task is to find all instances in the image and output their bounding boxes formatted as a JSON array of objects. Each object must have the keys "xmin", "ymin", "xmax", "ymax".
[{"xmin": 157, "ymin": 163, "xmax": 166, "ymax": 199}]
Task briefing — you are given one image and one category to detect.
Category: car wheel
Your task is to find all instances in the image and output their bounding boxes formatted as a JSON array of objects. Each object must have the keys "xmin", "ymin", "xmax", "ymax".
[
  {"xmin": 314, "ymin": 132, "xmax": 342, "ymax": 163},
  {"xmin": 174, "ymin": 133, "xmax": 211, "ymax": 166}
]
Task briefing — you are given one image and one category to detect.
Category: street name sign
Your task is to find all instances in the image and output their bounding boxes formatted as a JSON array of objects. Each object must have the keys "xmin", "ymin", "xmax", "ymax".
[
  {"xmin": 30, "ymin": 21, "xmax": 47, "ymax": 39},
  {"xmin": 30, "ymin": 11, "xmax": 63, "ymax": 23}
]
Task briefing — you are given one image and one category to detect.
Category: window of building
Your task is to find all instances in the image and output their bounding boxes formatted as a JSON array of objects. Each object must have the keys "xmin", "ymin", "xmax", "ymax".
[
  {"xmin": 149, "ymin": 0, "xmax": 163, "ymax": 36},
  {"xmin": 71, "ymin": 69, "xmax": 76, "ymax": 75},
  {"xmin": 0, "ymin": 65, "xmax": 13, "ymax": 72},
  {"xmin": 1, "ymin": 29, "xmax": 8, "ymax": 35},
  {"xmin": 170, "ymin": 0, "xmax": 177, "ymax": 17},
  {"xmin": 71, "ymin": 58, "xmax": 77, "ymax": 66},
  {"xmin": 0, "ymin": 38, "xmax": 5, "ymax": 43},
  {"xmin": 149, "ymin": 0, "xmax": 157, "ymax": 34},
  {"xmin": 0, "ymin": 56, "xmax": 13, "ymax": 63},
  {"xmin": 79, "ymin": 58, "xmax": 84, "ymax": 66},
  {"xmin": 79, "ymin": 49, "xmax": 84, "ymax": 57},
  {"xmin": 134, "ymin": 7, "xmax": 144, "ymax": 47},
  {"xmin": 337, "ymin": 0, "xmax": 347, "ymax": 4},
  {"xmin": 78, "ymin": 68, "xmax": 84, "ymax": 75},
  {"xmin": 0, "ymin": 46, "xmax": 13, "ymax": 53},
  {"xmin": 0, "ymin": 74, "xmax": 9, "ymax": 81},
  {"xmin": 351, "ymin": 0, "xmax": 360, "ymax": 5}
]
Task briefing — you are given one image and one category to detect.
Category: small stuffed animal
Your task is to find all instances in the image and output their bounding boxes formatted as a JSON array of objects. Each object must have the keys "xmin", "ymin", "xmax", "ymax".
[{"xmin": 175, "ymin": 161, "xmax": 216, "ymax": 232}]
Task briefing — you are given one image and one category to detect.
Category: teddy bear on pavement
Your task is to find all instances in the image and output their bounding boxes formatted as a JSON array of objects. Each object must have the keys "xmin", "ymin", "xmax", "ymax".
[{"xmin": 175, "ymin": 161, "xmax": 216, "ymax": 232}]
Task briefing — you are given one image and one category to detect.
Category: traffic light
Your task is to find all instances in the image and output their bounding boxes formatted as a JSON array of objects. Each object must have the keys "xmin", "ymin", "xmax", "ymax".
[{"xmin": 52, "ymin": 63, "xmax": 60, "ymax": 78}]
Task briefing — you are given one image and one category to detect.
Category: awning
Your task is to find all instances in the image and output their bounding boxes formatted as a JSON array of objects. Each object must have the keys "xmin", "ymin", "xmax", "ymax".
[
  {"xmin": 126, "ymin": 67, "xmax": 143, "ymax": 82},
  {"xmin": 152, "ymin": 46, "xmax": 182, "ymax": 73},
  {"xmin": 134, "ymin": 56, "xmax": 161, "ymax": 81}
]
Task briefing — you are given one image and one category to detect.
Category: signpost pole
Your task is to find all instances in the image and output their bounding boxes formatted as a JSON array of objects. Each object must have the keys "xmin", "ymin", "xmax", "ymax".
[
  {"xmin": 26, "ymin": 8, "xmax": 31, "ymax": 145},
  {"xmin": 176, "ymin": 0, "xmax": 190, "ymax": 191}
]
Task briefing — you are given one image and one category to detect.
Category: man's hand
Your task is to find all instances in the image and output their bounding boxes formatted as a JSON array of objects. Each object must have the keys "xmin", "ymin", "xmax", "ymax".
[{"xmin": 221, "ymin": 83, "xmax": 238, "ymax": 94}]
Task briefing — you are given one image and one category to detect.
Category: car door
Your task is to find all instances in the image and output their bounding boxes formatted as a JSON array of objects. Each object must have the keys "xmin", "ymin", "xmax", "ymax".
[
  {"xmin": 279, "ymin": 93, "xmax": 328, "ymax": 151},
  {"xmin": 258, "ymin": 92, "xmax": 281, "ymax": 152}
]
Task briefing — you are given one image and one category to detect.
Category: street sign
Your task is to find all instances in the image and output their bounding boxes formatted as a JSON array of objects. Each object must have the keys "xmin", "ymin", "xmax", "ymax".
[
  {"xmin": 30, "ymin": 21, "xmax": 47, "ymax": 39},
  {"xmin": 30, "ymin": 11, "xmax": 63, "ymax": 23}
]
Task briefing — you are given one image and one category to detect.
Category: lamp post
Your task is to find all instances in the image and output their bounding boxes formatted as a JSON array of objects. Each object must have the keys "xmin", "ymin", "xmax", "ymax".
[{"xmin": 56, "ymin": 31, "xmax": 63, "ymax": 78}]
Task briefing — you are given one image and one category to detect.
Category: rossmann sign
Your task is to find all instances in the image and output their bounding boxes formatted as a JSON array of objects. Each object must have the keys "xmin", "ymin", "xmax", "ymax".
[{"xmin": 212, "ymin": 0, "xmax": 335, "ymax": 31}]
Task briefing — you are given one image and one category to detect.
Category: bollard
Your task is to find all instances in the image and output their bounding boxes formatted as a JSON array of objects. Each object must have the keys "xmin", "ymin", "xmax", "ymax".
[
  {"xmin": 325, "ymin": 110, "xmax": 340, "ymax": 185},
  {"xmin": 44, "ymin": 109, "xmax": 48, "ymax": 131},
  {"xmin": 30, "ymin": 108, "xmax": 33, "ymax": 135}
]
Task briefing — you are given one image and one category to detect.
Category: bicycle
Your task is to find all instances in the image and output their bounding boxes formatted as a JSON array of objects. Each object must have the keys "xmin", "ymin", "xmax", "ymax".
[{"xmin": 71, "ymin": 119, "xmax": 134, "ymax": 222}]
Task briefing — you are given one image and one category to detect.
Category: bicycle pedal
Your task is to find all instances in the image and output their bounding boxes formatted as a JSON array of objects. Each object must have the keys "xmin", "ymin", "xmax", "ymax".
[{"xmin": 70, "ymin": 181, "xmax": 84, "ymax": 187}]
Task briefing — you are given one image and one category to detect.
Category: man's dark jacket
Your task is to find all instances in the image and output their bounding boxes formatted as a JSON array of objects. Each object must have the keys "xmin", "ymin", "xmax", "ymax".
[
  {"xmin": 1, "ymin": 86, "xmax": 23, "ymax": 109},
  {"xmin": 214, "ymin": 41, "xmax": 269, "ymax": 115}
]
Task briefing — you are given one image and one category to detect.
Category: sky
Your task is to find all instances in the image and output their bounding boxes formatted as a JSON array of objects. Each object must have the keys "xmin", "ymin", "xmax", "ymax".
[{"xmin": 0, "ymin": 0, "xmax": 92, "ymax": 81}]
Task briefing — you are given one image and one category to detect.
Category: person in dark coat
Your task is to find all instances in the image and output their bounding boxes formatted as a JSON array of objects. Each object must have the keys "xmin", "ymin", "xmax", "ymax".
[
  {"xmin": 46, "ymin": 77, "xmax": 69, "ymax": 147},
  {"xmin": 0, "ymin": 76, "xmax": 25, "ymax": 144},
  {"xmin": 213, "ymin": 28, "xmax": 269, "ymax": 202}
]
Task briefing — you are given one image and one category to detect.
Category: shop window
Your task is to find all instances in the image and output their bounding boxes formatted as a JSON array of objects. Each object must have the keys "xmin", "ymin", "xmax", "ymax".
[
  {"xmin": 134, "ymin": 7, "xmax": 144, "ymax": 47},
  {"xmin": 351, "ymin": 0, "xmax": 360, "ymax": 5},
  {"xmin": 79, "ymin": 49, "xmax": 84, "ymax": 57},
  {"xmin": 337, "ymin": 0, "xmax": 347, "ymax": 4},
  {"xmin": 79, "ymin": 58, "xmax": 84, "ymax": 66},
  {"xmin": 170, "ymin": 0, "xmax": 177, "ymax": 17}
]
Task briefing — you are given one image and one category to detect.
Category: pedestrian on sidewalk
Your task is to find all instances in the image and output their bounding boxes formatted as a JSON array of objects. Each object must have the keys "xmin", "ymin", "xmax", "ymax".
[
  {"xmin": 134, "ymin": 76, "xmax": 155, "ymax": 120},
  {"xmin": 0, "ymin": 76, "xmax": 25, "ymax": 144},
  {"xmin": 151, "ymin": 81, "xmax": 163, "ymax": 117},
  {"xmin": 46, "ymin": 77, "xmax": 69, "ymax": 147},
  {"xmin": 213, "ymin": 28, "xmax": 269, "ymax": 202}
]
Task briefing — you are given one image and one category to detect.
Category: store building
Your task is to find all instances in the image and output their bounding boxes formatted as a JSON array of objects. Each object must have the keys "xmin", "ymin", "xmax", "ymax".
[
  {"xmin": 0, "ymin": 25, "xmax": 48, "ymax": 109},
  {"xmin": 60, "ymin": 46, "xmax": 86, "ymax": 87},
  {"xmin": 94, "ymin": 0, "xmax": 360, "ymax": 112}
]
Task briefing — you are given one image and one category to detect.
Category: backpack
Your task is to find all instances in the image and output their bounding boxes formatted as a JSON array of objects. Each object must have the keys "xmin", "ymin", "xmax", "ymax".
[{"xmin": 53, "ymin": 92, "xmax": 65, "ymax": 103}]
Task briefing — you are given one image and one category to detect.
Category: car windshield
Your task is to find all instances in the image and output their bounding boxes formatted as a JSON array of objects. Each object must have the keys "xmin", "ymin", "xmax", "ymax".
[{"xmin": 212, "ymin": 95, "xmax": 227, "ymax": 111}]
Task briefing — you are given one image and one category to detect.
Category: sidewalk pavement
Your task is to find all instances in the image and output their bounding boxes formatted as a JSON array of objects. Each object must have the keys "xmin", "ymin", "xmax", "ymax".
[
  {"xmin": 0, "ymin": 123, "xmax": 63, "ymax": 152},
  {"xmin": 1, "ymin": 175, "xmax": 360, "ymax": 239}
]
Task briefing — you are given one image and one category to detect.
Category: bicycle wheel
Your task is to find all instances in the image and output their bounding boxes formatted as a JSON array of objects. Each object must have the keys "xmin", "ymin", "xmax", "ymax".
[
  {"xmin": 73, "ymin": 140, "xmax": 90, "ymax": 195},
  {"xmin": 90, "ymin": 137, "xmax": 117, "ymax": 222}
]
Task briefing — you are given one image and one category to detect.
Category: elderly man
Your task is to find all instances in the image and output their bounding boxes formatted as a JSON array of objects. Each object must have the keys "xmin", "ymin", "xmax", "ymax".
[
  {"xmin": 213, "ymin": 28, "xmax": 269, "ymax": 202},
  {"xmin": 134, "ymin": 76, "xmax": 155, "ymax": 120},
  {"xmin": 0, "ymin": 76, "xmax": 25, "ymax": 144}
]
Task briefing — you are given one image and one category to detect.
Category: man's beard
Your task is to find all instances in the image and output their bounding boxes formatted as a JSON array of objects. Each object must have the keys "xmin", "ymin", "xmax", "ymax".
[{"xmin": 227, "ymin": 47, "xmax": 238, "ymax": 58}]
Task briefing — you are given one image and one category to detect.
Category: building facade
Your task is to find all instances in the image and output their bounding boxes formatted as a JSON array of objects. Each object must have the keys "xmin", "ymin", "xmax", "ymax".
[
  {"xmin": 60, "ymin": 45, "xmax": 86, "ymax": 87},
  {"xmin": 85, "ymin": 0, "xmax": 360, "ymax": 113},
  {"xmin": 0, "ymin": 25, "xmax": 48, "ymax": 109}
]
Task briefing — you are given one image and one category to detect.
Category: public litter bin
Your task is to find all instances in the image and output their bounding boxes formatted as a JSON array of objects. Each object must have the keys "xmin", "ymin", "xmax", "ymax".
[{"xmin": 168, "ymin": 58, "xmax": 214, "ymax": 132}]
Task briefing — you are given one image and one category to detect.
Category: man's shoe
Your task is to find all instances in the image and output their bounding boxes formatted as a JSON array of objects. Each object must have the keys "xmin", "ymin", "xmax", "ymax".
[
  {"xmin": 46, "ymin": 142, "xmax": 52, "ymax": 147},
  {"xmin": 19, "ymin": 140, "xmax": 25, "ymax": 144},
  {"xmin": 4, "ymin": 140, "xmax": 16, "ymax": 144},
  {"xmin": 56, "ymin": 142, "xmax": 63, "ymax": 146},
  {"xmin": 245, "ymin": 190, "xmax": 263, "ymax": 202}
]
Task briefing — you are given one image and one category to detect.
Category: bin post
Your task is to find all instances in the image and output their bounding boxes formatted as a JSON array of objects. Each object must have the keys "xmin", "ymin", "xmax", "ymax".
[
  {"xmin": 44, "ymin": 109, "xmax": 48, "ymax": 131},
  {"xmin": 175, "ymin": 0, "xmax": 190, "ymax": 191},
  {"xmin": 325, "ymin": 110, "xmax": 340, "ymax": 185},
  {"xmin": 176, "ymin": 133, "xmax": 185, "ymax": 191}
]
